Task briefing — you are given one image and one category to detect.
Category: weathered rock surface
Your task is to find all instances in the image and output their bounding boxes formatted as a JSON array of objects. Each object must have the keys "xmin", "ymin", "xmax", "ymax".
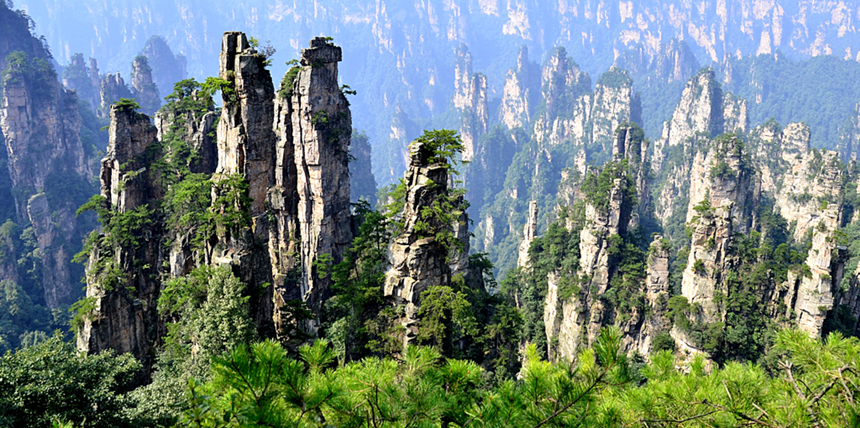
[
  {"xmin": 681, "ymin": 200, "xmax": 735, "ymax": 323},
  {"xmin": 517, "ymin": 201, "xmax": 538, "ymax": 268},
  {"xmin": 98, "ymin": 73, "xmax": 134, "ymax": 117},
  {"xmin": 288, "ymin": 37, "xmax": 354, "ymax": 325},
  {"xmin": 789, "ymin": 210, "xmax": 846, "ymax": 336},
  {"xmin": 131, "ymin": 55, "xmax": 161, "ymax": 115},
  {"xmin": 62, "ymin": 53, "xmax": 100, "ymax": 109},
  {"xmin": 1, "ymin": 48, "xmax": 91, "ymax": 308},
  {"xmin": 384, "ymin": 141, "xmax": 455, "ymax": 345},
  {"xmin": 453, "ymin": 45, "xmax": 488, "ymax": 162},
  {"xmin": 499, "ymin": 46, "xmax": 540, "ymax": 131},
  {"xmin": 77, "ymin": 105, "xmax": 163, "ymax": 378},
  {"xmin": 78, "ymin": 33, "xmax": 357, "ymax": 375}
]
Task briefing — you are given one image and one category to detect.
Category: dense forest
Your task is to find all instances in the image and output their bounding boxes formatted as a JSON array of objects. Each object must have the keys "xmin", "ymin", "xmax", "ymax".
[{"xmin": 8, "ymin": 0, "xmax": 860, "ymax": 427}]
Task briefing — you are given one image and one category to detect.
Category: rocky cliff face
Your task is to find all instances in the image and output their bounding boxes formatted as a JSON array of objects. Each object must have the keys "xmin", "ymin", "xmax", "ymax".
[
  {"xmin": 98, "ymin": 73, "xmax": 134, "ymax": 117},
  {"xmin": 62, "ymin": 53, "xmax": 100, "ymax": 110},
  {"xmin": 131, "ymin": 56, "xmax": 161, "ymax": 115},
  {"xmin": 548, "ymin": 127, "xmax": 654, "ymax": 360},
  {"xmin": 685, "ymin": 134, "xmax": 755, "ymax": 233},
  {"xmin": 517, "ymin": 201, "xmax": 538, "ymax": 268},
  {"xmin": 653, "ymin": 69, "xmax": 749, "ymax": 228},
  {"xmin": 754, "ymin": 123, "xmax": 843, "ymax": 241},
  {"xmin": 384, "ymin": 141, "xmax": 456, "ymax": 346},
  {"xmin": 788, "ymin": 210, "xmax": 847, "ymax": 336},
  {"xmin": 76, "ymin": 105, "xmax": 163, "ymax": 376},
  {"xmin": 453, "ymin": 45, "xmax": 488, "ymax": 162},
  {"xmin": 1, "ymin": 45, "xmax": 92, "ymax": 309},
  {"xmin": 474, "ymin": 48, "xmax": 644, "ymax": 277},
  {"xmin": 533, "ymin": 48, "xmax": 591, "ymax": 148},
  {"xmin": 287, "ymin": 37, "xmax": 354, "ymax": 326},
  {"xmin": 591, "ymin": 68, "xmax": 641, "ymax": 152},
  {"xmin": 500, "ymin": 46, "xmax": 540, "ymax": 131},
  {"xmin": 77, "ymin": 33, "xmax": 356, "ymax": 374}
]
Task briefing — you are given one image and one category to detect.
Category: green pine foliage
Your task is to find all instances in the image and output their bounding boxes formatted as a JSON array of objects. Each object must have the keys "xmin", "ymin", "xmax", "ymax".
[{"xmin": 0, "ymin": 333, "xmax": 141, "ymax": 428}]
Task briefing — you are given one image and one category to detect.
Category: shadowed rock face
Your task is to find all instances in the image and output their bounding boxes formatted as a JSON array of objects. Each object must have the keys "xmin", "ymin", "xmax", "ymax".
[
  {"xmin": 1, "ymin": 40, "xmax": 91, "ymax": 308},
  {"xmin": 77, "ymin": 105, "xmax": 163, "ymax": 379},
  {"xmin": 216, "ymin": 31, "xmax": 276, "ymax": 219}
]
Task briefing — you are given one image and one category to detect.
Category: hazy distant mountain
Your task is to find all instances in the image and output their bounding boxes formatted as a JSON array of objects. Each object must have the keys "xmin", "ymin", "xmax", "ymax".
[{"xmin": 17, "ymin": 0, "xmax": 860, "ymax": 182}]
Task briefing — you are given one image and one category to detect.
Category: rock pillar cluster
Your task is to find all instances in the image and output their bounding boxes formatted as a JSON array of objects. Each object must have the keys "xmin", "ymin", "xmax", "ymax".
[{"xmin": 77, "ymin": 33, "xmax": 356, "ymax": 372}]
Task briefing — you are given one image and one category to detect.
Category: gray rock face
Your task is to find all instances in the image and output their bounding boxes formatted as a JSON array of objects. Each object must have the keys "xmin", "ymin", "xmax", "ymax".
[
  {"xmin": 685, "ymin": 134, "xmax": 755, "ymax": 234},
  {"xmin": 98, "ymin": 73, "xmax": 134, "ymax": 117},
  {"xmin": 517, "ymin": 201, "xmax": 538, "ymax": 268},
  {"xmin": 77, "ymin": 105, "xmax": 163, "ymax": 378},
  {"xmin": 216, "ymin": 32, "xmax": 276, "ymax": 219},
  {"xmin": 62, "ymin": 53, "xmax": 100, "ymax": 109},
  {"xmin": 681, "ymin": 200, "xmax": 735, "ymax": 323},
  {"xmin": 154, "ymin": 105, "xmax": 218, "ymax": 176},
  {"xmin": 551, "ymin": 127, "xmax": 650, "ymax": 360},
  {"xmin": 269, "ymin": 83, "xmax": 301, "ymax": 335},
  {"xmin": 288, "ymin": 37, "xmax": 354, "ymax": 326},
  {"xmin": 453, "ymin": 45, "xmax": 488, "ymax": 162},
  {"xmin": 500, "ymin": 46, "xmax": 540, "ymax": 131},
  {"xmin": 384, "ymin": 141, "xmax": 466, "ymax": 345},
  {"xmin": 1, "ymin": 53, "xmax": 91, "ymax": 308},
  {"xmin": 77, "ymin": 33, "xmax": 357, "ymax": 376},
  {"xmin": 131, "ymin": 56, "xmax": 161, "ymax": 115},
  {"xmin": 651, "ymin": 69, "xmax": 748, "ymax": 175},
  {"xmin": 654, "ymin": 70, "xmax": 750, "ymax": 227}
]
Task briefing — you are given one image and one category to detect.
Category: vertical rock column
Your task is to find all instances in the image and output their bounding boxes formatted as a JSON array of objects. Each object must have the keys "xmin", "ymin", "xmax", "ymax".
[
  {"xmin": 453, "ymin": 44, "xmax": 488, "ymax": 162},
  {"xmin": 269, "ymin": 69, "xmax": 300, "ymax": 335},
  {"xmin": 517, "ymin": 201, "xmax": 539, "ymax": 268},
  {"xmin": 290, "ymin": 37, "xmax": 353, "ymax": 327},
  {"xmin": 213, "ymin": 31, "xmax": 277, "ymax": 335},
  {"xmin": 77, "ymin": 105, "xmax": 162, "ymax": 378},
  {"xmin": 216, "ymin": 32, "xmax": 276, "ymax": 219},
  {"xmin": 384, "ymin": 141, "xmax": 453, "ymax": 346},
  {"xmin": 499, "ymin": 46, "xmax": 539, "ymax": 130}
]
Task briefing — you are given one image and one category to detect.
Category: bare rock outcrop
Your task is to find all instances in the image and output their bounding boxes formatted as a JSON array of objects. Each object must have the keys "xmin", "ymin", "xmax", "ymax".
[
  {"xmin": 288, "ymin": 37, "xmax": 354, "ymax": 324},
  {"xmin": 681, "ymin": 200, "xmax": 735, "ymax": 323},
  {"xmin": 131, "ymin": 55, "xmax": 161, "ymax": 115},
  {"xmin": 500, "ymin": 46, "xmax": 540, "ymax": 130},
  {"xmin": 98, "ymin": 73, "xmax": 134, "ymax": 117},
  {"xmin": 384, "ymin": 141, "xmax": 456, "ymax": 345},
  {"xmin": 1, "ymin": 50, "xmax": 91, "ymax": 308},
  {"xmin": 517, "ymin": 201, "xmax": 538, "ymax": 268},
  {"xmin": 453, "ymin": 45, "xmax": 488, "ymax": 161},
  {"xmin": 785, "ymin": 208, "xmax": 847, "ymax": 336},
  {"xmin": 591, "ymin": 67, "xmax": 641, "ymax": 151},
  {"xmin": 77, "ymin": 105, "xmax": 163, "ymax": 377}
]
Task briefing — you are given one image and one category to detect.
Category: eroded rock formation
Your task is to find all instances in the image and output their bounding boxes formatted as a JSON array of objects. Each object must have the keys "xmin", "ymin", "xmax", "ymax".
[
  {"xmin": 76, "ymin": 105, "xmax": 163, "ymax": 376},
  {"xmin": 384, "ymin": 141, "xmax": 455, "ymax": 345},
  {"xmin": 1, "ymin": 46, "xmax": 91, "ymax": 309}
]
